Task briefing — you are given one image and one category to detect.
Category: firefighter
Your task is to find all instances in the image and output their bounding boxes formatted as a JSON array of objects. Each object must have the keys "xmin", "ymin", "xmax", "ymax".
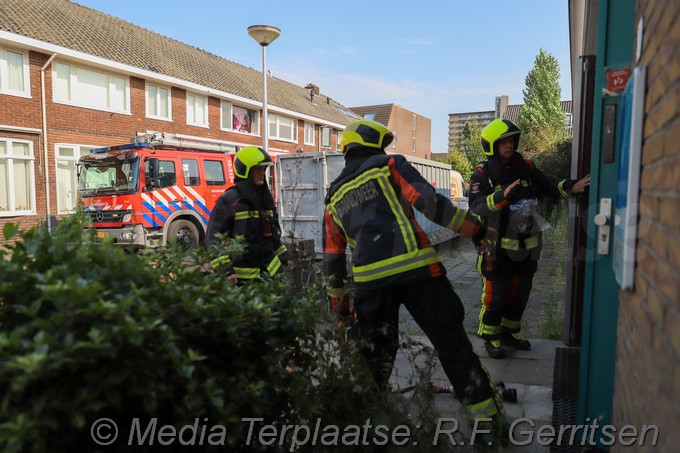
[
  {"xmin": 469, "ymin": 118, "xmax": 590, "ymax": 358},
  {"xmin": 206, "ymin": 146, "xmax": 289, "ymax": 282},
  {"xmin": 323, "ymin": 119, "xmax": 505, "ymax": 433}
]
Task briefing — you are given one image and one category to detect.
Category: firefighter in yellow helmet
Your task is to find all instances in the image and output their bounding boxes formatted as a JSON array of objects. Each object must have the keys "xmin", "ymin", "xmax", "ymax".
[
  {"xmin": 323, "ymin": 119, "xmax": 505, "ymax": 436},
  {"xmin": 206, "ymin": 146, "xmax": 289, "ymax": 283},
  {"xmin": 469, "ymin": 119, "xmax": 590, "ymax": 358}
]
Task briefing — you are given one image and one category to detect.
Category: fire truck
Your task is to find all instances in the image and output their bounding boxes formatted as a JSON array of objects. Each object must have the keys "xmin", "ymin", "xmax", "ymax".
[{"xmin": 77, "ymin": 132, "xmax": 236, "ymax": 249}]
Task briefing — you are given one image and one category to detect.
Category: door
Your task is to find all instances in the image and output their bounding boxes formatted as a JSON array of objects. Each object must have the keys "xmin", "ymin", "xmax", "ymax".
[
  {"xmin": 576, "ymin": 0, "xmax": 636, "ymax": 448},
  {"xmin": 564, "ymin": 54, "xmax": 595, "ymax": 347}
]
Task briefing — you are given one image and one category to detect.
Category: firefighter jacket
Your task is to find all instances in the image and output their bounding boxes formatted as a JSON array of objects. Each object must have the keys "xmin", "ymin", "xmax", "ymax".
[
  {"xmin": 206, "ymin": 179, "xmax": 288, "ymax": 280},
  {"xmin": 323, "ymin": 149, "xmax": 488, "ymax": 312},
  {"xmin": 468, "ymin": 152, "xmax": 575, "ymax": 262}
]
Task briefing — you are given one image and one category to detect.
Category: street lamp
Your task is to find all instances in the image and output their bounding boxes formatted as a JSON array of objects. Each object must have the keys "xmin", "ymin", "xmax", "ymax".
[{"xmin": 248, "ymin": 25, "xmax": 281, "ymax": 153}]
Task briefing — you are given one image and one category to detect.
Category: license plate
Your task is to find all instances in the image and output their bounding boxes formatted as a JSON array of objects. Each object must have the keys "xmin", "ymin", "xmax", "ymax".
[{"xmin": 96, "ymin": 232, "xmax": 108, "ymax": 238}]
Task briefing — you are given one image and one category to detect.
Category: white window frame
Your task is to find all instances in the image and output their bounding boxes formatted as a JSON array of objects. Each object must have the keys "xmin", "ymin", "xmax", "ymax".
[
  {"xmin": 304, "ymin": 122, "xmax": 315, "ymax": 145},
  {"xmin": 186, "ymin": 93, "xmax": 208, "ymax": 127},
  {"xmin": 220, "ymin": 100, "xmax": 259, "ymax": 135},
  {"xmin": 412, "ymin": 138, "xmax": 417, "ymax": 153},
  {"xmin": 336, "ymin": 130, "xmax": 343, "ymax": 151},
  {"xmin": 146, "ymin": 82, "xmax": 172, "ymax": 121},
  {"xmin": 0, "ymin": 46, "xmax": 31, "ymax": 98},
  {"xmin": 0, "ymin": 137, "xmax": 36, "ymax": 216},
  {"xmin": 321, "ymin": 127, "xmax": 332, "ymax": 148},
  {"xmin": 268, "ymin": 113, "xmax": 297, "ymax": 142},
  {"xmin": 52, "ymin": 61, "xmax": 130, "ymax": 113},
  {"xmin": 55, "ymin": 144, "xmax": 99, "ymax": 214}
]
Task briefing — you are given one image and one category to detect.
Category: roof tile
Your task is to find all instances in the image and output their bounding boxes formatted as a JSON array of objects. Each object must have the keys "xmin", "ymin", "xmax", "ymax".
[{"xmin": 0, "ymin": 0, "xmax": 356, "ymax": 126}]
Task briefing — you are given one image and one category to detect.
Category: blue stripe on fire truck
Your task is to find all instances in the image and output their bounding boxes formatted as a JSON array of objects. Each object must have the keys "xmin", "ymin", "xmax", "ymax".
[
  {"xmin": 142, "ymin": 202, "xmax": 166, "ymax": 226},
  {"xmin": 180, "ymin": 201, "xmax": 209, "ymax": 224},
  {"xmin": 156, "ymin": 202, "xmax": 174, "ymax": 217},
  {"xmin": 192, "ymin": 200, "xmax": 211, "ymax": 218}
]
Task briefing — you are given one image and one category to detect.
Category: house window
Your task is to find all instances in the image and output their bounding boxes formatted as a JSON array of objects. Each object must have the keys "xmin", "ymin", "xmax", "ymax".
[
  {"xmin": 336, "ymin": 130, "xmax": 343, "ymax": 151},
  {"xmin": 364, "ymin": 113, "xmax": 375, "ymax": 121},
  {"xmin": 146, "ymin": 83, "xmax": 171, "ymax": 120},
  {"xmin": 56, "ymin": 144, "xmax": 98, "ymax": 213},
  {"xmin": 186, "ymin": 93, "xmax": 208, "ymax": 127},
  {"xmin": 53, "ymin": 62, "xmax": 129, "ymax": 113},
  {"xmin": 0, "ymin": 47, "xmax": 30, "ymax": 96},
  {"xmin": 221, "ymin": 101, "xmax": 259, "ymax": 135},
  {"xmin": 268, "ymin": 113, "xmax": 297, "ymax": 142},
  {"xmin": 565, "ymin": 113, "xmax": 573, "ymax": 127},
  {"xmin": 0, "ymin": 138, "xmax": 35, "ymax": 215},
  {"xmin": 321, "ymin": 127, "xmax": 332, "ymax": 148},
  {"xmin": 304, "ymin": 122, "xmax": 315, "ymax": 145},
  {"xmin": 412, "ymin": 138, "xmax": 417, "ymax": 153},
  {"xmin": 413, "ymin": 115, "xmax": 417, "ymax": 131}
]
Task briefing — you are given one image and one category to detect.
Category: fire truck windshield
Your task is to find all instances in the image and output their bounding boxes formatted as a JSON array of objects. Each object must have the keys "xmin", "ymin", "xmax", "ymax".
[{"xmin": 78, "ymin": 157, "xmax": 140, "ymax": 197}]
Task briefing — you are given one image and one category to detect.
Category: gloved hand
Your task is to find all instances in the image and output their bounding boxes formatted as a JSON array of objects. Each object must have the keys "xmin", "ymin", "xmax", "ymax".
[
  {"xmin": 336, "ymin": 307, "xmax": 360, "ymax": 342},
  {"xmin": 483, "ymin": 227, "xmax": 498, "ymax": 250}
]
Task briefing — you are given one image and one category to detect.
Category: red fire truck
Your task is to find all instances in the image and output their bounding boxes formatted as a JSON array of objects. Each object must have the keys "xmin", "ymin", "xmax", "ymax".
[{"xmin": 77, "ymin": 132, "xmax": 236, "ymax": 248}]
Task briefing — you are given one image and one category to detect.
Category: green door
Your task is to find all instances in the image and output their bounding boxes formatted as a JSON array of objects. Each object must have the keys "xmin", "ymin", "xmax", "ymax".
[{"xmin": 578, "ymin": 0, "xmax": 636, "ymax": 448}]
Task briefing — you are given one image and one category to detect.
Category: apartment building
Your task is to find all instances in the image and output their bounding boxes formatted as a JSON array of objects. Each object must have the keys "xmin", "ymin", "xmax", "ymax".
[
  {"xmin": 447, "ymin": 95, "xmax": 509, "ymax": 151},
  {"xmin": 0, "ymin": 0, "xmax": 357, "ymax": 241},
  {"xmin": 349, "ymin": 104, "xmax": 432, "ymax": 160},
  {"xmin": 447, "ymin": 95, "xmax": 573, "ymax": 152}
]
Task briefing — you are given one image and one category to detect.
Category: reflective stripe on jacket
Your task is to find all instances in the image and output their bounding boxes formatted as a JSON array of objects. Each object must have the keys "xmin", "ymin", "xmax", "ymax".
[
  {"xmin": 323, "ymin": 153, "xmax": 486, "ymax": 299},
  {"xmin": 206, "ymin": 186, "xmax": 288, "ymax": 279},
  {"xmin": 468, "ymin": 153, "xmax": 574, "ymax": 259}
]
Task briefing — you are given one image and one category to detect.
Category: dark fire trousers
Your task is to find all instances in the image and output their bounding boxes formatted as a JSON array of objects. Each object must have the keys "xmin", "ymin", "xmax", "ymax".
[
  {"xmin": 354, "ymin": 276, "xmax": 496, "ymax": 407},
  {"xmin": 476, "ymin": 250, "xmax": 538, "ymax": 341}
]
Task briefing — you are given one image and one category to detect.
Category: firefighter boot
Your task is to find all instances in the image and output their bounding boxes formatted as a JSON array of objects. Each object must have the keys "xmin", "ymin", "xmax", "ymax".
[
  {"xmin": 501, "ymin": 332, "xmax": 531, "ymax": 350},
  {"xmin": 484, "ymin": 339, "xmax": 506, "ymax": 359}
]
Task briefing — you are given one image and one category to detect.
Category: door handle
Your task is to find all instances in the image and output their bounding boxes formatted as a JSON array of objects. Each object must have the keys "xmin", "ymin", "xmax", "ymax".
[{"xmin": 594, "ymin": 198, "xmax": 612, "ymax": 255}]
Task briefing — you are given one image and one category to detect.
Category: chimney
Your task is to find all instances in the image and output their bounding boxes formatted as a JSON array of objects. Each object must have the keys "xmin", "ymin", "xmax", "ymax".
[{"xmin": 305, "ymin": 83, "xmax": 320, "ymax": 95}]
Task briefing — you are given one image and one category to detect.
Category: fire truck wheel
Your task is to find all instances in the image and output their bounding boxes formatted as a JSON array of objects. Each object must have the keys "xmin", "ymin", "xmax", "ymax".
[{"xmin": 167, "ymin": 220, "xmax": 199, "ymax": 249}]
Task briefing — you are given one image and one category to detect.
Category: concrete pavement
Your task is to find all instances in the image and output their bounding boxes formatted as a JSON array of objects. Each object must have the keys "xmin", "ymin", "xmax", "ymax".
[{"xmin": 391, "ymin": 237, "xmax": 560, "ymax": 452}]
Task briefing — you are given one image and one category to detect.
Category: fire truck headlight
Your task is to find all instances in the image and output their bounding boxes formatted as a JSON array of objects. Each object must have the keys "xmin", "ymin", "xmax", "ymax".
[
  {"xmin": 121, "ymin": 232, "xmax": 139, "ymax": 240},
  {"xmin": 122, "ymin": 213, "xmax": 132, "ymax": 222}
]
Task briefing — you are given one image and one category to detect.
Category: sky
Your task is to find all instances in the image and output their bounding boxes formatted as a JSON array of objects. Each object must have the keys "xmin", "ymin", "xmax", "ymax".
[{"xmin": 74, "ymin": 0, "xmax": 572, "ymax": 153}]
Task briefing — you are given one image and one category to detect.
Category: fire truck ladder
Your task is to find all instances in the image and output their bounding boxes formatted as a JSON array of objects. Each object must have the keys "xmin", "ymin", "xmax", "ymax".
[{"xmin": 132, "ymin": 131, "xmax": 236, "ymax": 153}]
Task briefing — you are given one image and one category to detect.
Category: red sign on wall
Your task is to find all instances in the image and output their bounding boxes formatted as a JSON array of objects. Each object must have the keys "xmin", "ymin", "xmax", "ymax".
[{"xmin": 607, "ymin": 67, "xmax": 631, "ymax": 92}]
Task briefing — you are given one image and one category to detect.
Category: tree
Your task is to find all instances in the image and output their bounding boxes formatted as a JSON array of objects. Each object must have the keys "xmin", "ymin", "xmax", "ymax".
[
  {"xmin": 435, "ymin": 150, "xmax": 473, "ymax": 181},
  {"xmin": 516, "ymin": 48, "xmax": 566, "ymax": 156},
  {"xmin": 455, "ymin": 119, "xmax": 486, "ymax": 166}
]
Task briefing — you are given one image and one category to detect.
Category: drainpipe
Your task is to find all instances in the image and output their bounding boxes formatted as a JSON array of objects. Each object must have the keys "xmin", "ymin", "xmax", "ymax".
[{"xmin": 40, "ymin": 53, "xmax": 57, "ymax": 232}]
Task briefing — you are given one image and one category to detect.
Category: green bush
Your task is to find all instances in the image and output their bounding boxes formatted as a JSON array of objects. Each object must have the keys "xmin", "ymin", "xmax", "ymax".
[{"xmin": 0, "ymin": 214, "xmax": 424, "ymax": 452}]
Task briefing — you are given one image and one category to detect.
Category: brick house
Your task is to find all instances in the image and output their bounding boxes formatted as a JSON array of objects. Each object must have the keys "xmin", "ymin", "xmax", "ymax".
[
  {"xmin": 0, "ymin": 0, "xmax": 358, "ymax": 242},
  {"xmin": 565, "ymin": 0, "xmax": 680, "ymax": 450},
  {"xmin": 349, "ymin": 104, "xmax": 432, "ymax": 159}
]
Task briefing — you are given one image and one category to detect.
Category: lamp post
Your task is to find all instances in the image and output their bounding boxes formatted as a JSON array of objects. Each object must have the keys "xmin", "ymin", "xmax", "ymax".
[{"xmin": 248, "ymin": 25, "xmax": 281, "ymax": 153}]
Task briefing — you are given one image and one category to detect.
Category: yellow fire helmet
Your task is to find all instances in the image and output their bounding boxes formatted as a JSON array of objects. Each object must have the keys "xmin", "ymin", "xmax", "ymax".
[
  {"xmin": 480, "ymin": 118, "xmax": 522, "ymax": 156},
  {"xmin": 340, "ymin": 119, "xmax": 396, "ymax": 154},
  {"xmin": 233, "ymin": 146, "xmax": 273, "ymax": 179}
]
